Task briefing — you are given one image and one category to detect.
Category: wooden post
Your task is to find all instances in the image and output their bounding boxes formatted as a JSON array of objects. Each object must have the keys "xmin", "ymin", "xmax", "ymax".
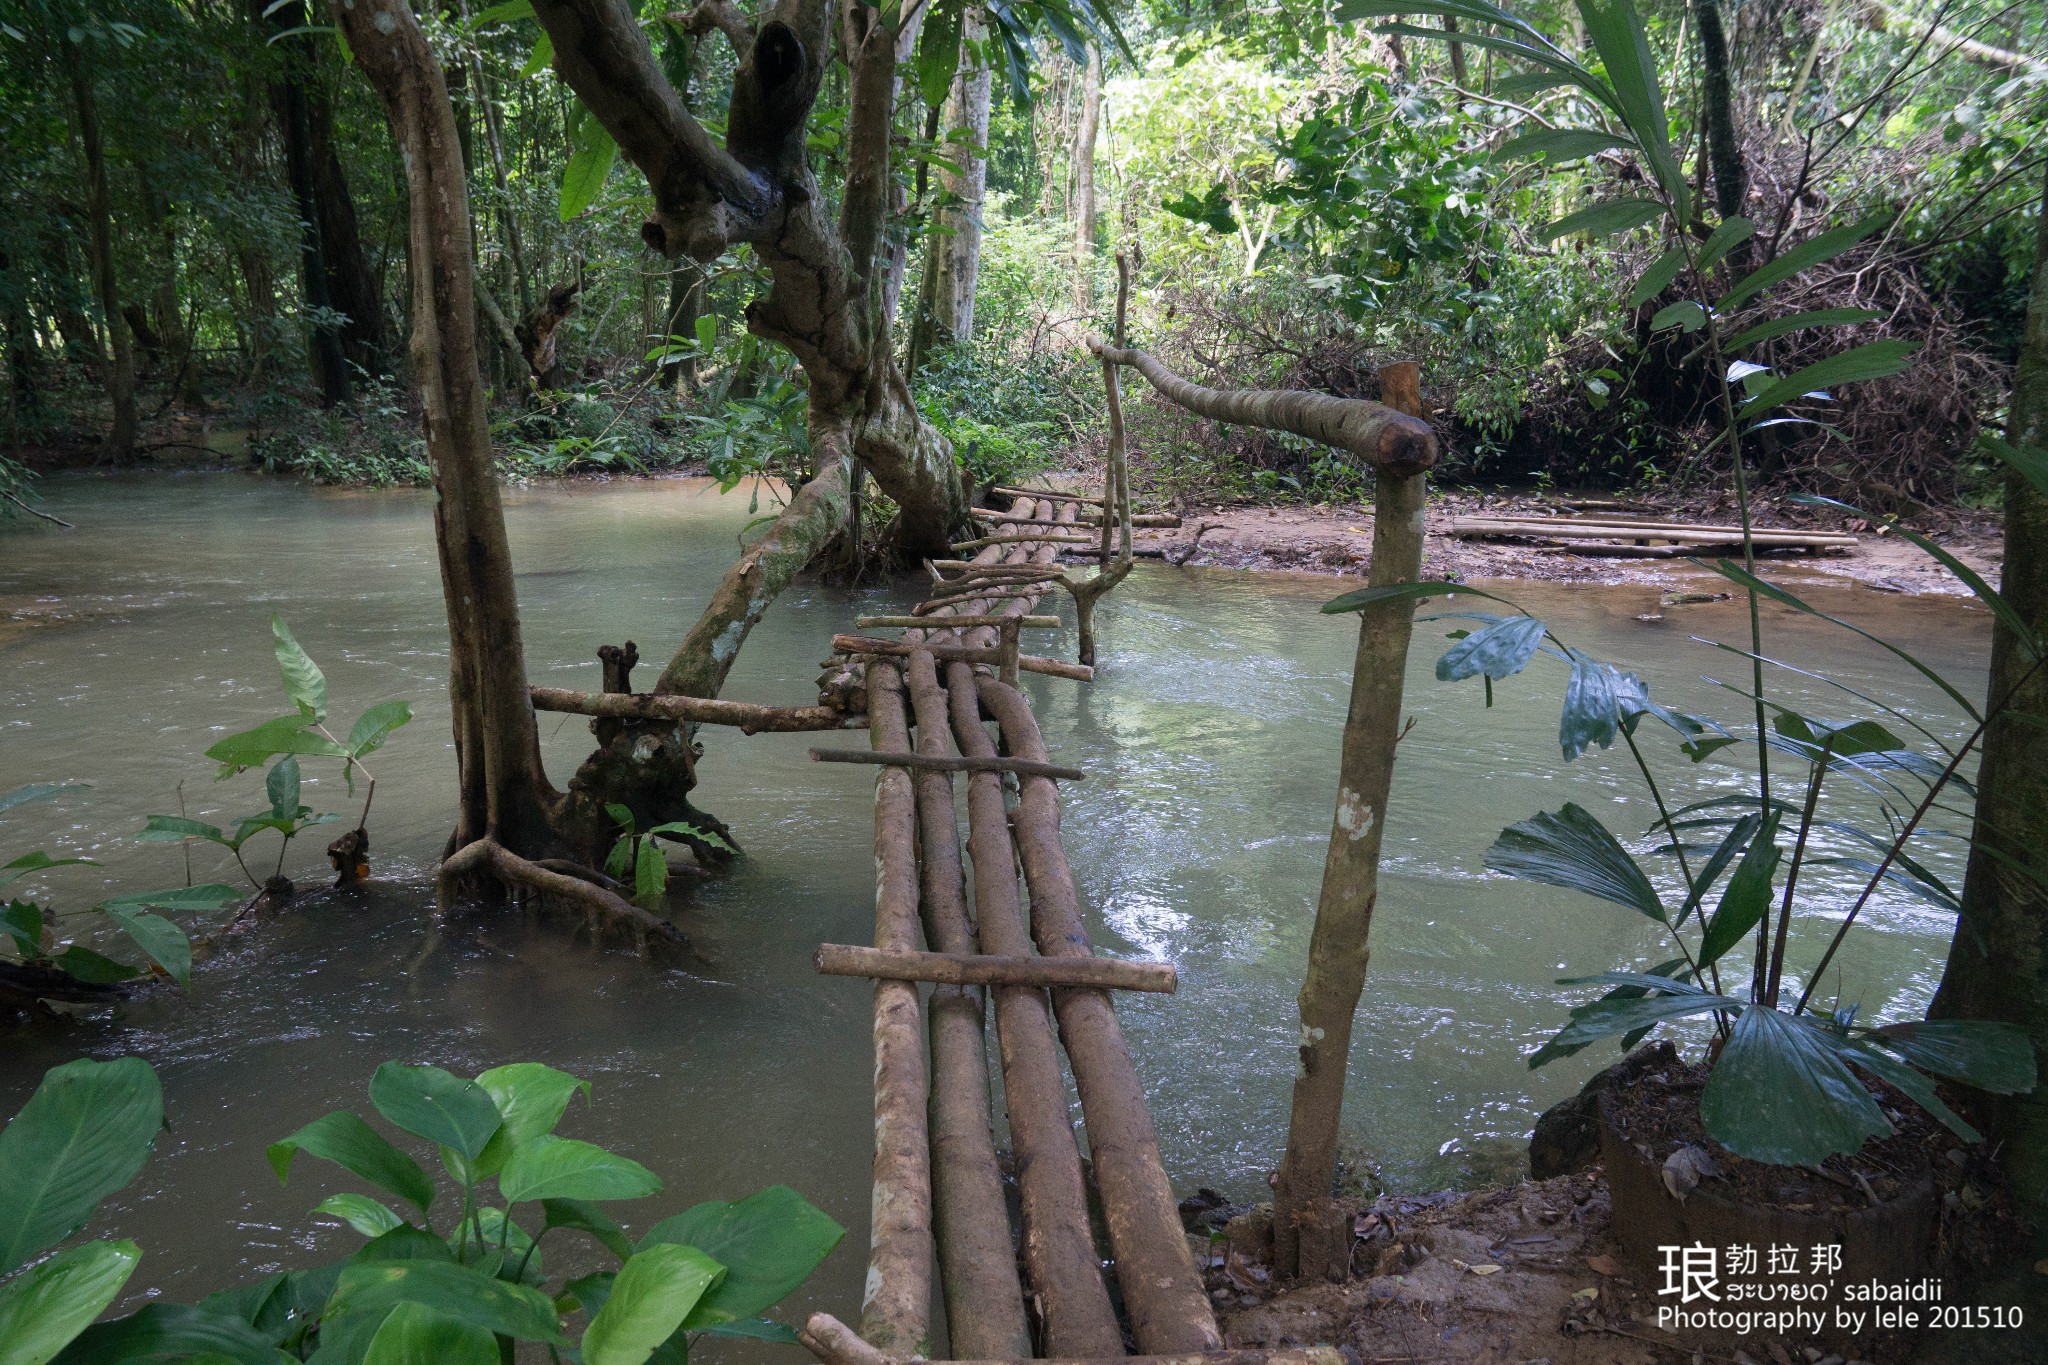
[
  {"xmin": 1271, "ymin": 360, "xmax": 1430, "ymax": 1280},
  {"xmin": 997, "ymin": 617, "xmax": 1021, "ymax": 686}
]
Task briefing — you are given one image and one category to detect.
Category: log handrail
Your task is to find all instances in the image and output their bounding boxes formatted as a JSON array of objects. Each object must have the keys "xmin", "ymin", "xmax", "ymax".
[
  {"xmin": 815, "ymin": 944, "xmax": 1177, "ymax": 993},
  {"xmin": 1088, "ymin": 338, "xmax": 1438, "ymax": 474}
]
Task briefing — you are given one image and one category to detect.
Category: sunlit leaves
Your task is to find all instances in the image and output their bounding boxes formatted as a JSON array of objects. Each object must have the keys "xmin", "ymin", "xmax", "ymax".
[{"xmin": 559, "ymin": 105, "xmax": 618, "ymax": 222}]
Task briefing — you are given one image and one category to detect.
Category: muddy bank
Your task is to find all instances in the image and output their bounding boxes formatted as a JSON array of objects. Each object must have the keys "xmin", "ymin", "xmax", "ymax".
[{"xmin": 1041, "ymin": 478, "xmax": 2006, "ymax": 596}]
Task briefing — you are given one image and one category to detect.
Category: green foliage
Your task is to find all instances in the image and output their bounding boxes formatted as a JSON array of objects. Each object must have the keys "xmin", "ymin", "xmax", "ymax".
[{"xmin": 605, "ymin": 806, "xmax": 733, "ymax": 912}]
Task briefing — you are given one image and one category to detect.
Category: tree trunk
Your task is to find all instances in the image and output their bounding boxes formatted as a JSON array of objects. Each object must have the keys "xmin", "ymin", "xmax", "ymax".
[
  {"xmin": 907, "ymin": 6, "xmax": 992, "ymax": 375},
  {"xmin": 1271, "ymin": 364, "xmax": 1429, "ymax": 1279},
  {"xmin": 308, "ymin": 71, "xmax": 391, "ymax": 377},
  {"xmin": 659, "ymin": 261, "xmax": 705, "ymax": 393},
  {"xmin": 62, "ymin": 38, "xmax": 137, "ymax": 462},
  {"xmin": 1931, "ymin": 164, "xmax": 2048, "ymax": 1220},
  {"xmin": 1071, "ymin": 42, "xmax": 1100, "ymax": 312},
  {"xmin": 262, "ymin": 0, "xmax": 352, "ymax": 404},
  {"xmin": 328, "ymin": 0, "xmax": 556, "ymax": 863},
  {"xmin": 1694, "ymin": 0, "xmax": 1747, "ymax": 222}
]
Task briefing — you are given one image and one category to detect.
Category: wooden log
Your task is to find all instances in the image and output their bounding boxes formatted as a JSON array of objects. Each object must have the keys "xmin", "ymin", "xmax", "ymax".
[
  {"xmin": 810, "ymin": 748, "xmax": 1087, "ymax": 781},
  {"xmin": 1062, "ymin": 545, "xmax": 1169, "ymax": 560},
  {"xmin": 944, "ymin": 658, "xmax": 1123, "ymax": 1356},
  {"xmin": 1090, "ymin": 338, "xmax": 1437, "ymax": 473},
  {"xmin": 831, "ymin": 634, "xmax": 1094, "ymax": 682},
  {"xmin": 950, "ymin": 533, "xmax": 1100, "ymax": 551},
  {"xmin": 975, "ymin": 511, "xmax": 1182, "ymax": 529},
  {"xmin": 528, "ymin": 686, "xmax": 862, "ymax": 733},
  {"xmin": 816, "ymin": 944, "xmax": 1178, "ymax": 993},
  {"xmin": 859, "ymin": 664, "xmax": 932, "ymax": 1357},
  {"xmin": 799, "ymin": 1312, "xmax": 1346, "ymax": 1365},
  {"xmin": 857, "ymin": 614, "xmax": 1061, "ymax": 630},
  {"xmin": 899, "ymin": 650, "xmax": 1033, "ymax": 1361},
  {"xmin": 977, "ymin": 677, "xmax": 1224, "ymax": 1353},
  {"xmin": 1449, "ymin": 518, "xmax": 1854, "ymax": 546},
  {"xmin": 1513, "ymin": 512, "xmax": 1858, "ymax": 537},
  {"xmin": 989, "ymin": 485, "xmax": 1107, "ymax": 506},
  {"xmin": 1538, "ymin": 543, "xmax": 1684, "ymax": 559},
  {"xmin": 911, "ymin": 587, "xmax": 1053, "ymax": 615}
]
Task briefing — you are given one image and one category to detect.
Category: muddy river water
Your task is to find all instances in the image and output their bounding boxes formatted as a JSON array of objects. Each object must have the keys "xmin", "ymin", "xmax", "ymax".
[{"xmin": 0, "ymin": 473, "xmax": 1991, "ymax": 1342}]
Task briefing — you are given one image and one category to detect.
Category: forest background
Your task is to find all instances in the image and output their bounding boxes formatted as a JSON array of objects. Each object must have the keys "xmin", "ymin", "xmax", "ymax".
[{"xmin": 0, "ymin": 0, "xmax": 2041, "ymax": 520}]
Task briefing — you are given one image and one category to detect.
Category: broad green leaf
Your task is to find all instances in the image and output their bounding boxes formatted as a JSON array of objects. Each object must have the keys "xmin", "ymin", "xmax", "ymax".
[
  {"xmin": 0, "ymin": 852, "xmax": 96, "ymax": 891},
  {"xmin": 563, "ymin": 1270, "xmax": 616, "ymax": 1318},
  {"xmin": 1694, "ymin": 216, "xmax": 1753, "ymax": 272},
  {"xmin": 205, "ymin": 715, "xmax": 348, "ymax": 776},
  {"xmin": 95, "ymin": 884, "xmax": 241, "ymax": 915},
  {"xmin": 352, "ymin": 1224, "xmax": 454, "ymax": 1264},
  {"xmin": 522, "ymin": 30, "xmax": 554, "ymax": 77},
  {"xmin": 1721, "ymin": 307, "xmax": 1883, "ymax": 351},
  {"xmin": 1649, "ymin": 300, "xmax": 1705, "ymax": 332},
  {"xmin": 475, "ymin": 1207, "xmax": 540, "ymax": 1281},
  {"xmin": 583, "ymin": 1244, "xmax": 725, "ymax": 1365},
  {"xmin": 267, "ymin": 757, "xmax": 301, "ymax": 821},
  {"xmin": 1704, "ymin": 559, "xmax": 1982, "ymax": 721},
  {"xmin": 1435, "ymin": 615, "xmax": 1545, "ymax": 683},
  {"xmin": 500, "ymin": 1135, "xmax": 660, "ymax": 1204},
  {"xmin": 362, "ymin": 1301, "xmax": 497, "ymax": 1365},
  {"xmin": 1696, "ymin": 816, "xmax": 1780, "ymax": 969},
  {"xmin": 560, "ymin": 114, "xmax": 618, "ymax": 222},
  {"xmin": 635, "ymin": 843, "xmax": 667, "ymax": 907},
  {"xmin": 1628, "ymin": 245, "xmax": 1685, "ymax": 306},
  {"xmin": 0, "ymin": 1057, "xmax": 162, "ymax": 1274},
  {"xmin": 1700, "ymin": 1005, "xmax": 1890, "ymax": 1165},
  {"xmin": 267, "ymin": 1111, "xmax": 435, "ymax": 1214},
  {"xmin": 134, "ymin": 815, "xmax": 228, "ymax": 846},
  {"xmin": 470, "ymin": 0, "xmax": 534, "ymax": 24},
  {"xmin": 1491, "ymin": 127, "xmax": 1631, "ymax": 163},
  {"xmin": 321, "ymin": 1260, "xmax": 564, "ymax": 1344},
  {"xmin": 1485, "ymin": 803, "xmax": 1665, "ymax": 923},
  {"xmin": 347, "ymin": 701, "xmax": 412, "ymax": 760},
  {"xmin": 643, "ymin": 821, "xmax": 735, "ymax": 854},
  {"xmin": 51, "ymin": 1301, "xmax": 279, "ymax": 1365},
  {"xmin": 914, "ymin": 0, "xmax": 963, "ymax": 109},
  {"xmin": 1831, "ymin": 1038, "xmax": 1979, "ymax": 1144},
  {"xmin": 272, "ymin": 616, "xmax": 327, "ymax": 723},
  {"xmin": 1771, "ymin": 712, "xmax": 1904, "ymax": 758},
  {"xmin": 542, "ymin": 1198, "xmax": 634, "ymax": 1262},
  {"xmin": 1868, "ymin": 1019, "xmax": 2036, "ymax": 1094},
  {"xmin": 1738, "ymin": 339, "xmax": 1918, "ymax": 420},
  {"xmin": 0, "ymin": 1239, "xmax": 141, "ymax": 1365},
  {"xmin": 1533, "ymin": 990, "xmax": 1737, "ymax": 1059},
  {"xmin": 2, "ymin": 900, "xmax": 43, "ymax": 955},
  {"xmin": 640, "ymin": 1186, "xmax": 845, "ymax": 1325},
  {"xmin": 1322, "ymin": 580, "xmax": 1521, "ymax": 615},
  {"xmin": 313, "ymin": 1193, "xmax": 406, "ymax": 1239},
  {"xmin": 368, "ymin": 1063, "xmax": 502, "ymax": 1161},
  {"xmin": 1559, "ymin": 651, "xmax": 1646, "ymax": 760},
  {"xmin": 1718, "ymin": 214, "xmax": 1887, "ymax": 309},
  {"xmin": 1494, "ymin": 70, "xmax": 1572, "ymax": 98},
  {"xmin": 1540, "ymin": 196, "xmax": 1665, "ymax": 242},
  {"xmin": 472, "ymin": 1063, "xmax": 588, "ymax": 1178},
  {"xmin": 0, "ymin": 784, "xmax": 89, "ymax": 819},
  {"xmin": 51, "ymin": 946, "xmax": 141, "ymax": 984},
  {"xmin": 104, "ymin": 909, "xmax": 190, "ymax": 989}
]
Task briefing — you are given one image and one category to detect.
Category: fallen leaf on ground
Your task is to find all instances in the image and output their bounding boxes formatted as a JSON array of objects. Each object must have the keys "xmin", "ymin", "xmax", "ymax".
[
  {"xmin": 1572, "ymin": 1286, "xmax": 1600, "ymax": 1301},
  {"xmin": 1586, "ymin": 1254, "xmax": 1624, "ymax": 1276},
  {"xmin": 1467, "ymin": 1263, "xmax": 1503, "ymax": 1276}
]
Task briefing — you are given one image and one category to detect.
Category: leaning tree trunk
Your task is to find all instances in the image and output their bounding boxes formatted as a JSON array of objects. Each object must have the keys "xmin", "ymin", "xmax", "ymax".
[
  {"xmin": 1071, "ymin": 42, "xmax": 1100, "ymax": 313},
  {"xmin": 529, "ymin": 0, "xmax": 971, "ymax": 711},
  {"xmin": 907, "ymin": 7, "xmax": 991, "ymax": 376},
  {"xmin": 62, "ymin": 39, "xmax": 137, "ymax": 462},
  {"xmin": 1931, "ymin": 163, "xmax": 2048, "ymax": 1220}
]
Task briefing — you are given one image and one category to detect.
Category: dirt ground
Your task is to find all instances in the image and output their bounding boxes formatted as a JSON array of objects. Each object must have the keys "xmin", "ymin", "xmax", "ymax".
[
  {"xmin": 1045, "ymin": 481, "xmax": 2006, "ymax": 597},
  {"xmin": 1194, "ymin": 1174, "xmax": 2002, "ymax": 1365}
]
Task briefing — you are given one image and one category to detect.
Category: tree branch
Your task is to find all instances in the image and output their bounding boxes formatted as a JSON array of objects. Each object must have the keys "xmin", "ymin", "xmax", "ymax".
[{"xmin": 668, "ymin": 0, "xmax": 755, "ymax": 56}]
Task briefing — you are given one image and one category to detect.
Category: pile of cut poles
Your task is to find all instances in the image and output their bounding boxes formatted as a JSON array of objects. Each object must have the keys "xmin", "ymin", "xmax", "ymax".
[{"xmin": 800, "ymin": 499, "xmax": 1331, "ymax": 1365}]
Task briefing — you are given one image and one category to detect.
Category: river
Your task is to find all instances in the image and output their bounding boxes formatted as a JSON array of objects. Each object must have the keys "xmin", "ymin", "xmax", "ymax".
[{"xmin": 0, "ymin": 472, "xmax": 1990, "ymax": 1344}]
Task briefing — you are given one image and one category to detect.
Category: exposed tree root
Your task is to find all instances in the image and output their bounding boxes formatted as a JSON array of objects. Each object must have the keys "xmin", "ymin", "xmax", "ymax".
[{"xmin": 439, "ymin": 836, "xmax": 690, "ymax": 959}]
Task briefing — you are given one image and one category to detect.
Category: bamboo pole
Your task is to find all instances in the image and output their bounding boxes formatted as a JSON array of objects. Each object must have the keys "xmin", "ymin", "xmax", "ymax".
[
  {"xmin": 810, "ymin": 748, "xmax": 1087, "ymax": 781},
  {"xmin": 832, "ymin": 634, "xmax": 1094, "ymax": 682},
  {"xmin": 817, "ymin": 944, "xmax": 1178, "ymax": 992},
  {"xmin": 527, "ymin": 686, "xmax": 861, "ymax": 733},
  {"xmin": 945, "ymin": 655, "xmax": 1123, "ymax": 1356},
  {"xmin": 859, "ymin": 663, "xmax": 932, "ymax": 1356},
  {"xmin": 899, "ymin": 648, "xmax": 1033, "ymax": 1362},
  {"xmin": 977, "ymin": 677, "xmax": 1224, "ymax": 1353},
  {"xmin": 857, "ymin": 614, "xmax": 1062, "ymax": 630},
  {"xmin": 1272, "ymin": 360, "xmax": 1432, "ymax": 1281}
]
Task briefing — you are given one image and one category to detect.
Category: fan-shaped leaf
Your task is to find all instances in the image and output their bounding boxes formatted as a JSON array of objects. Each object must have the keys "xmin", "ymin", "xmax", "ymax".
[
  {"xmin": 1436, "ymin": 615, "xmax": 1545, "ymax": 683},
  {"xmin": 1486, "ymin": 803, "xmax": 1665, "ymax": 923},
  {"xmin": 1701, "ymin": 1005, "xmax": 1890, "ymax": 1165}
]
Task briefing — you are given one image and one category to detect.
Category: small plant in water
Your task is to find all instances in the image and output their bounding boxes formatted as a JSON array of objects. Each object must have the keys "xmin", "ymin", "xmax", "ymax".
[
  {"xmin": 606, "ymin": 804, "xmax": 734, "ymax": 910},
  {"xmin": 0, "ymin": 1055, "xmax": 844, "ymax": 1363},
  {"xmin": 139, "ymin": 616, "xmax": 411, "ymax": 890}
]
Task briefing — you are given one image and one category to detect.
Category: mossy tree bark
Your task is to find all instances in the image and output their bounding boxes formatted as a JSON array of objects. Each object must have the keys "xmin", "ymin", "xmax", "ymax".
[{"xmin": 1932, "ymin": 165, "xmax": 2048, "ymax": 1226}]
